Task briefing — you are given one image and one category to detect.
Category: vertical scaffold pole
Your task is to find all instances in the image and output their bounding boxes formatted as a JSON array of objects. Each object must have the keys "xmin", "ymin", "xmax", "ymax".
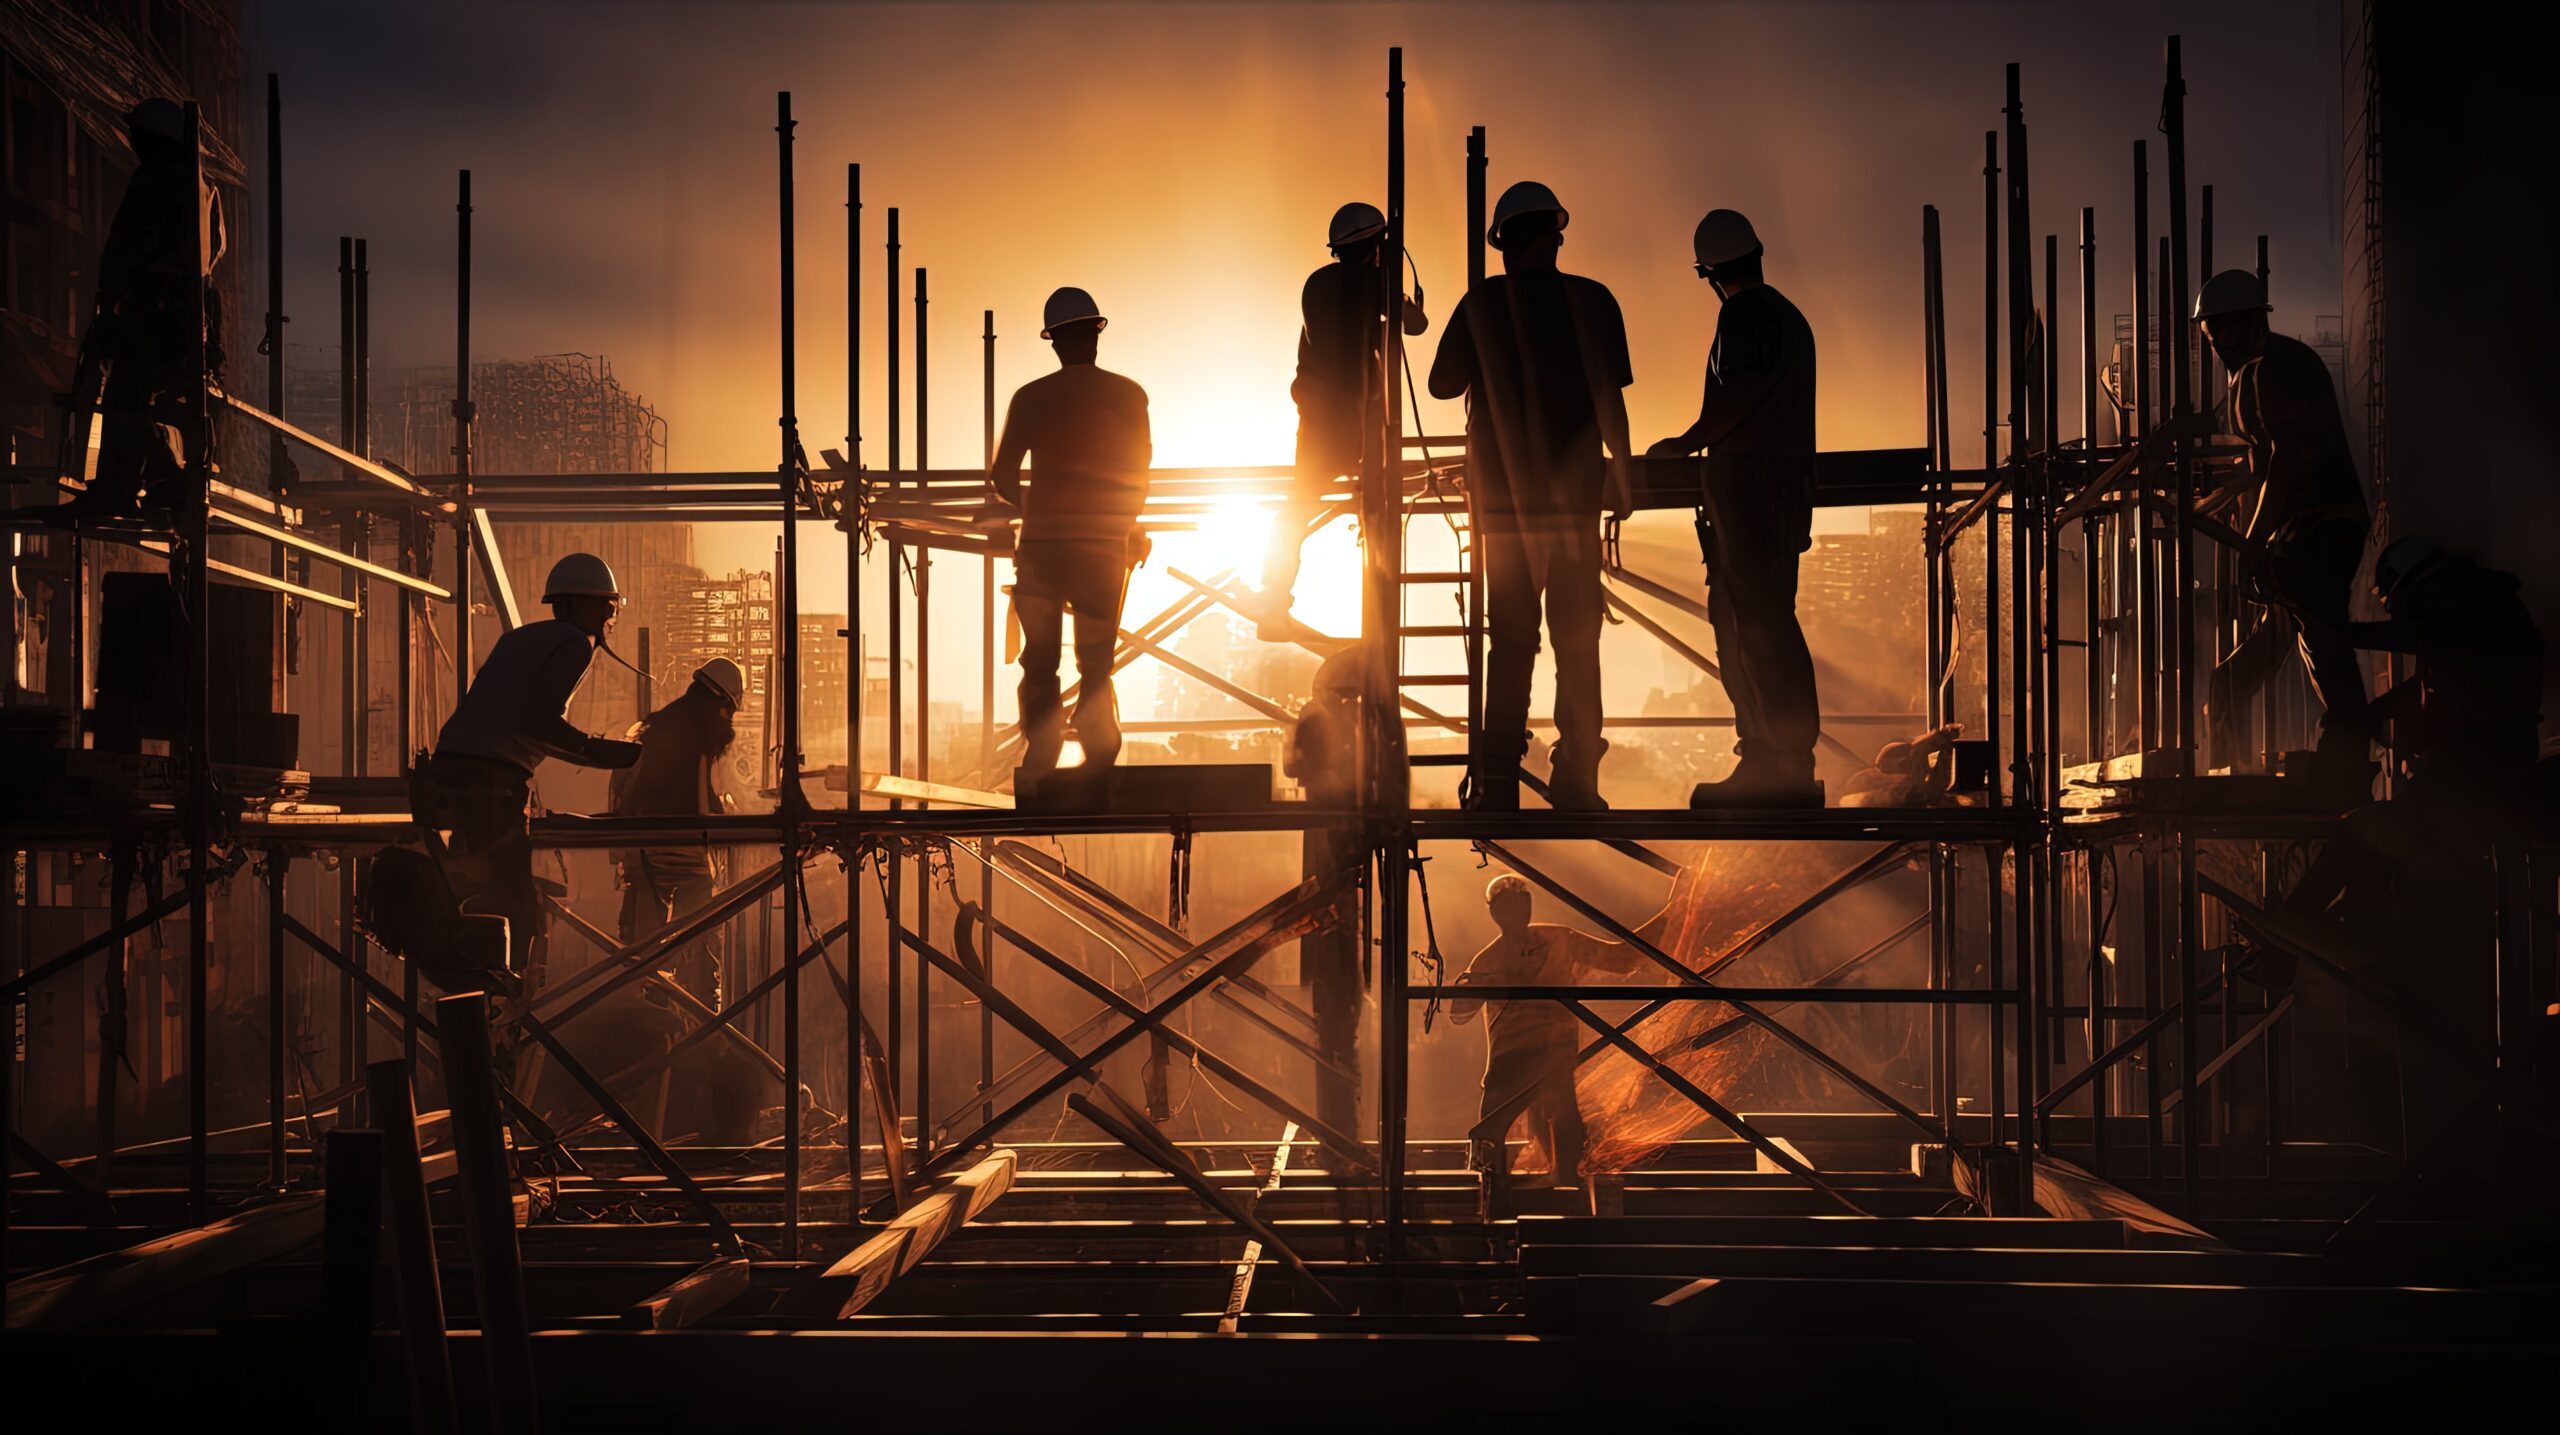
[
  {"xmin": 1375, "ymin": 44, "xmax": 1411, "ymax": 1262},
  {"xmin": 844, "ymin": 160, "xmax": 862, "ymax": 1221},
  {"xmin": 914, "ymin": 264, "xmax": 932, "ymax": 1155},
  {"xmin": 454, "ymin": 171, "xmax": 475, "ymax": 699},
  {"xmin": 775, "ymin": 90, "xmax": 808, "ymax": 1257},
  {"xmin": 182, "ymin": 100, "xmax": 213, "ymax": 1224},
  {"xmin": 885, "ymin": 208, "xmax": 904, "ymax": 1131},
  {"xmin": 981, "ymin": 305, "xmax": 998, "ymax": 1127}
]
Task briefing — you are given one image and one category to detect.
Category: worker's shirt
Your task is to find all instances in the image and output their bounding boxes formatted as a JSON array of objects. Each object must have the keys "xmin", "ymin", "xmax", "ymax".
[
  {"xmin": 434, "ymin": 619, "xmax": 599, "ymax": 776},
  {"xmin": 1430, "ymin": 272, "xmax": 1632, "ymax": 520},
  {"xmin": 1451, "ymin": 922, "xmax": 1649, "ymax": 1053},
  {"xmin": 100, "ymin": 152, "xmax": 227, "ymax": 298},
  {"xmin": 2224, "ymin": 332, "xmax": 2365, "ymax": 536},
  {"xmin": 1294, "ymin": 261, "xmax": 1423, "ymax": 421},
  {"xmin": 990, "ymin": 363, "xmax": 1153, "ymax": 545},
  {"xmin": 610, "ymin": 688, "xmax": 732, "ymax": 877},
  {"xmin": 1691, "ymin": 284, "xmax": 1818, "ymax": 540}
]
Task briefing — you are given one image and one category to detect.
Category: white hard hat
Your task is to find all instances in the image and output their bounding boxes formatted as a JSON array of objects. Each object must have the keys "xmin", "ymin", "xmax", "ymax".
[
  {"xmin": 1485, "ymin": 873, "xmax": 1532, "ymax": 905},
  {"xmin": 1329, "ymin": 201, "xmax": 1387, "ymax": 251},
  {"xmin": 1488, "ymin": 181, "xmax": 1567, "ymax": 250},
  {"xmin": 1693, "ymin": 209, "xmax": 1763, "ymax": 271},
  {"xmin": 541, "ymin": 552, "xmax": 620, "ymax": 603},
  {"xmin": 2192, "ymin": 268, "xmax": 2270, "ymax": 322},
  {"xmin": 692, "ymin": 657, "xmax": 747, "ymax": 706},
  {"xmin": 1040, "ymin": 287, "xmax": 1105, "ymax": 340}
]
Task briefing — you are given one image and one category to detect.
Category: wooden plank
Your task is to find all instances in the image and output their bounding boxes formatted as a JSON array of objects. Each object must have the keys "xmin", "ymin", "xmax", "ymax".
[
  {"xmin": 5, "ymin": 1196, "xmax": 322, "ymax": 1329},
  {"xmin": 786, "ymin": 1150, "xmax": 1017, "ymax": 1319},
  {"xmin": 622, "ymin": 1255, "xmax": 752, "ymax": 1330},
  {"xmin": 2031, "ymin": 1156, "xmax": 2225, "ymax": 1249},
  {"xmin": 1218, "ymin": 1122, "xmax": 1299, "ymax": 1334}
]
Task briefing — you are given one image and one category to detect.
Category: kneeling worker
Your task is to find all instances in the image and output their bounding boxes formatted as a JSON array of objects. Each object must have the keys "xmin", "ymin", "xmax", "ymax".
[
  {"xmin": 987, "ymin": 286, "xmax": 1154, "ymax": 786},
  {"xmin": 1647, "ymin": 209, "xmax": 1823, "ymax": 807},
  {"xmin": 611, "ymin": 657, "xmax": 746, "ymax": 1004},
  {"xmin": 426, "ymin": 552, "xmax": 643, "ymax": 990}
]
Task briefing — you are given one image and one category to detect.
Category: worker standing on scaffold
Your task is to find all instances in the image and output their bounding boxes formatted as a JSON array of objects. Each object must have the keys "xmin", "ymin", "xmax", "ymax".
[
  {"xmin": 423, "ymin": 552, "xmax": 643, "ymax": 995},
  {"xmin": 1256, "ymin": 202, "xmax": 1428, "ymax": 640},
  {"xmin": 54, "ymin": 99, "xmax": 225, "ymax": 523},
  {"xmin": 1429, "ymin": 181, "xmax": 1637, "ymax": 811},
  {"xmin": 986, "ymin": 287, "xmax": 1154, "ymax": 793}
]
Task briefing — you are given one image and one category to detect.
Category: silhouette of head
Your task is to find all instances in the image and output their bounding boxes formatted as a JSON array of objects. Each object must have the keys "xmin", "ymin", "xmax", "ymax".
[
  {"xmin": 125, "ymin": 98, "xmax": 187, "ymax": 160},
  {"xmin": 1041, "ymin": 287, "xmax": 1106, "ymax": 363},
  {"xmin": 2193, "ymin": 269, "xmax": 2272, "ymax": 368},
  {"xmin": 551, "ymin": 593, "xmax": 619, "ymax": 640},
  {"xmin": 1486, "ymin": 873, "xmax": 1533, "ymax": 935},
  {"xmin": 1496, "ymin": 211, "xmax": 1563, "ymax": 273},
  {"xmin": 1048, "ymin": 318, "xmax": 1102, "ymax": 364},
  {"xmin": 1693, "ymin": 209, "xmax": 1764, "ymax": 298}
]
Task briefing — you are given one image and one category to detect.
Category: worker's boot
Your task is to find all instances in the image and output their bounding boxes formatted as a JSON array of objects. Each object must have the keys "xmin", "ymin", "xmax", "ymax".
[
  {"xmin": 1464, "ymin": 734, "xmax": 1529, "ymax": 812},
  {"xmin": 1545, "ymin": 741, "xmax": 1609, "ymax": 811},
  {"xmin": 1691, "ymin": 757, "xmax": 1825, "ymax": 810}
]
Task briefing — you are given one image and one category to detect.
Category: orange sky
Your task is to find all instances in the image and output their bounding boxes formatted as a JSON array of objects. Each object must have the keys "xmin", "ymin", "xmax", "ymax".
[{"xmin": 250, "ymin": 1, "xmax": 2345, "ymax": 713}]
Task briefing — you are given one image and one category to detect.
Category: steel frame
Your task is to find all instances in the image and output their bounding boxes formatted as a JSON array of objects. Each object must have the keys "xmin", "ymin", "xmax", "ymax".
[{"xmin": 8, "ymin": 45, "xmax": 2551, "ymax": 1316}]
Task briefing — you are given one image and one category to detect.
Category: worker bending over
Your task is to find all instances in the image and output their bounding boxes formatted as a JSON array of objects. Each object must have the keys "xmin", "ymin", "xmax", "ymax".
[
  {"xmin": 426, "ymin": 552, "xmax": 642, "ymax": 991},
  {"xmin": 1261, "ymin": 202, "xmax": 1427, "ymax": 636},
  {"xmin": 2195, "ymin": 269, "xmax": 2374, "ymax": 799},
  {"xmin": 1429, "ymin": 181, "xmax": 1635, "ymax": 810},
  {"xmin": 1450, "ymin": 874, "xmax": 1650, "ymax": 1184},
  {"xmin": 1648, "ymin": 209, "xmax": 1824, "ymax": 808},
  {"xmin": 611, "ymin": 657, "xmax": 746, "ymax": 1004},
  {"xmin": 988, "ymin": 287, "xmax": 1154, "ymax": 786}
]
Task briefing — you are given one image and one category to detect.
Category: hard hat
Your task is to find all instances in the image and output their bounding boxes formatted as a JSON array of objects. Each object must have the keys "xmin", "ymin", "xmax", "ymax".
[
  {"xmin": 2373, "ymin": 536, "xmax": 2450, "ymax": 599},
  {"xmin": 1484, "ymin": 873, "xmax": 1532, "ymax": 905},
  {"xmin": 541, "ymin": 552, "xmax": 620, "ymax": 603},
  {"xmin": 125, "ymin": 98, "xmax": 186, "ymax": 146},
  {"xmin": 2192, "ymin": 268, "xmax": 2270, "ymax": 322},
  {"xmin": 1487, "ymin": 181, "xmax": 1568, "ymax": 250},
  {"xmin": 1328, "ymin": 201, "xmax": 1387, "ymax": 251},
  {"xmin": 1039, "ymin": 287, "xmax": 1105, "ymax": 340},
  {"xmin": 1693, "ymin": 209, "xmax": 1763, "ymax": 271},
  {"xmin": 692, "ymin": 657, "xmax": 747, "ymax": 706}
]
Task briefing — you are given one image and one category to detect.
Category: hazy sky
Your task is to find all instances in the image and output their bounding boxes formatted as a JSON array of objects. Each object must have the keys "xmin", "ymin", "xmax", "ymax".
[{"xmin": 244, "ymin": 0, "xmax": 2343, "ymax": 693}]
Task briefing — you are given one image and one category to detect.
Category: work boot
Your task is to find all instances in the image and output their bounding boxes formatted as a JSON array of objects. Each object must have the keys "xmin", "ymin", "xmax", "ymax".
[
  {"xmin": 1465, "ymin": 734, "xmax": 1529, "ymax": 812},
  {"xmin": 1545, "ymin": 743, "xmax": 1609, "ymax": 811},
  {"xmin": 1690, "ymin": 761, "xmax": 1825, "ymax": 810}
]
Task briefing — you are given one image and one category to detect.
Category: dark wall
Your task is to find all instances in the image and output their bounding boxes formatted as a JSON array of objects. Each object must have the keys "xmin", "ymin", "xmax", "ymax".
[{"xmin": 2357, "ymin": 2, "xmax": 2560, "ymax": 744}]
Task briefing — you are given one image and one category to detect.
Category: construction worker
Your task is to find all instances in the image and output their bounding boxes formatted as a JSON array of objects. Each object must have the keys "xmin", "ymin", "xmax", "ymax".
[
  {"xmin": 610, "ymin": 657, "xmax": 746, "ymax": 1004},
  {"xmin": 2195, "ymin": 268, "xmax": 2374, "ymax": 797},
  {"xmin": 1428, "ymin": 181, "xmax": 1635, "ymax": 810},
  {"xmin": 1259, "ymin": 202, "xmax": 1428, "ymax": 635},
  {"xmin": 1449, "ymin": 874, "xmax": 1650, "ymax": 1184},
  {"xmin": 424, "ymin": 552, "xmax": 643, "ymax": 990},
  {"xmin": 1647, "ymin": 209, "xmax": 1824, "ymax": 808},
  {"xmin": 987, "ymin": 287, "xmax": 1153, "ymax": 787},
  {"xmin": 60, "ymin": 99, "xmax": 226, "ymax": 521}
]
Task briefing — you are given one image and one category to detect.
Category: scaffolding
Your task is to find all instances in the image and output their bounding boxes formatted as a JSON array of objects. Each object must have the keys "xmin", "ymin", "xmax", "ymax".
[{"xmin": 3, "ymin": 42, "xmax": 2550, "ymax": 1359}]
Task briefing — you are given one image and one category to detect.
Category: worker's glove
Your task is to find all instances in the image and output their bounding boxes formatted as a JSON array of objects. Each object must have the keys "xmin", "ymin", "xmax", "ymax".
[{"xmin": 582, "ymin": 737, "xmax": 644, "ymax": 770}]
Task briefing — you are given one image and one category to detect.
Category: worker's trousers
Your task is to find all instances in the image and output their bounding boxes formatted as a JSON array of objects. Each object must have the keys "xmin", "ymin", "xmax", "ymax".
[
  {"xmin": 2209, "ymin": 512, "xmax": 2372, "ymax": 762},
  {"xmin": 1473, "ymin": 1034, "xmax": 1585, "ymax": 1181},
  {"xmin": 618, "ymin": 857, "xmax": 720, "ymax": 1006},
  {"xmin": 1015, "ymin": 538, "xmax": 1131, "ymax": 773},
  {"xmin": 1481, "ymin": 514, "xmax": 1607, "ymax": 782},
  {"xmin": 423, "ymin": 755, "xmax": 540, "ymax": 978},
  {"xmin": 1704, "ymin": 498, "xmax": 1820, "ymax": 779},
  {"xmin": 1267, "ymin": 411, "xmax": 1359, "ymax": 608}
]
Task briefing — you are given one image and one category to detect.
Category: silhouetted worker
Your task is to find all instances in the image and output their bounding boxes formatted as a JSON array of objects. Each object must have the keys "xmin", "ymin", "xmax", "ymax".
[
  {"xmin": 1260, "ymin": 203, "xmax": 1428, "ymax": 636},
  {"xmin": 1450, "ymin": 874, "xmax": 1647, "ymax": 1184},
  {"xmin": 426, "ymin": 552, "xmax": 643, "ymax": 991},
  {"xmin": 1428, "ymin": 182, "xmax": 1634, "ymax": 810},
  {"xmin": 64, "ymin": 99, "xmax": 226, "ymax": 521},
  {"xmin": 2195, "ymin": 268, "xmax": 2374, "ymax": 798},
  {"xmin": 611, "ymin": 657, "xmax": 746, "ymax": 1003},
  {"xmin": 1647, "ymin": 209, "xmax": 1823, "ymax": 808},
  {"xmin": 988, "ymin": 287, "xmax": 1153, "ymax": 786},
  {"xmin": 1284, "ymin": 645, "xmax": 1408, "ymax": 1133},
  {"xmin": 2278, "ymin": 539, "xmax": 2545, "ymax": 929}
]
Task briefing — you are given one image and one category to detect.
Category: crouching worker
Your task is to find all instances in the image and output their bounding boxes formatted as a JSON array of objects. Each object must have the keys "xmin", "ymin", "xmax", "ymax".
[
  {"xmin": 1450, "ymin": 874, "xmax": 1650, "ymax": 1186},
  {"xmin": 987, "ymin": 286, "xmax": 1153, "ymax": 789},
  {"xmin": 421, "ymin": 552, "xmax": 642, "ymax": 993},
  {"xmin": 611, "ymin": 657, "xmax": 745, "ymax": 1005}
]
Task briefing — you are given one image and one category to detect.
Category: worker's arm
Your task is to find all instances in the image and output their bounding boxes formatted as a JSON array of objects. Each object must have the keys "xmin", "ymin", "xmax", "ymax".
[
  {"xmin": 1648, "ymin": 305, "xmax": 1774, "ymax": 458},
  {"xmin": 1567, "ymin": 926, "xmax": 1656, "ymax": 979},
  {"xmin": 519, "ymin": 638, "xmax": 632, "ymax": 768},
  {"xmin": 1600, "ymin": 382, "xmax": 1635, "ymax": 520},
  {"xmin": 2244, "ymin": 347, "xmax": 2343, "ymax": 542},
  {"xmin": 987, "ymin": 392, "xmax": 1031, "ymax": 511},
  {"xmin": 1426, "ymin": 295, "xmax": 1474, "ymax": 402}
]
